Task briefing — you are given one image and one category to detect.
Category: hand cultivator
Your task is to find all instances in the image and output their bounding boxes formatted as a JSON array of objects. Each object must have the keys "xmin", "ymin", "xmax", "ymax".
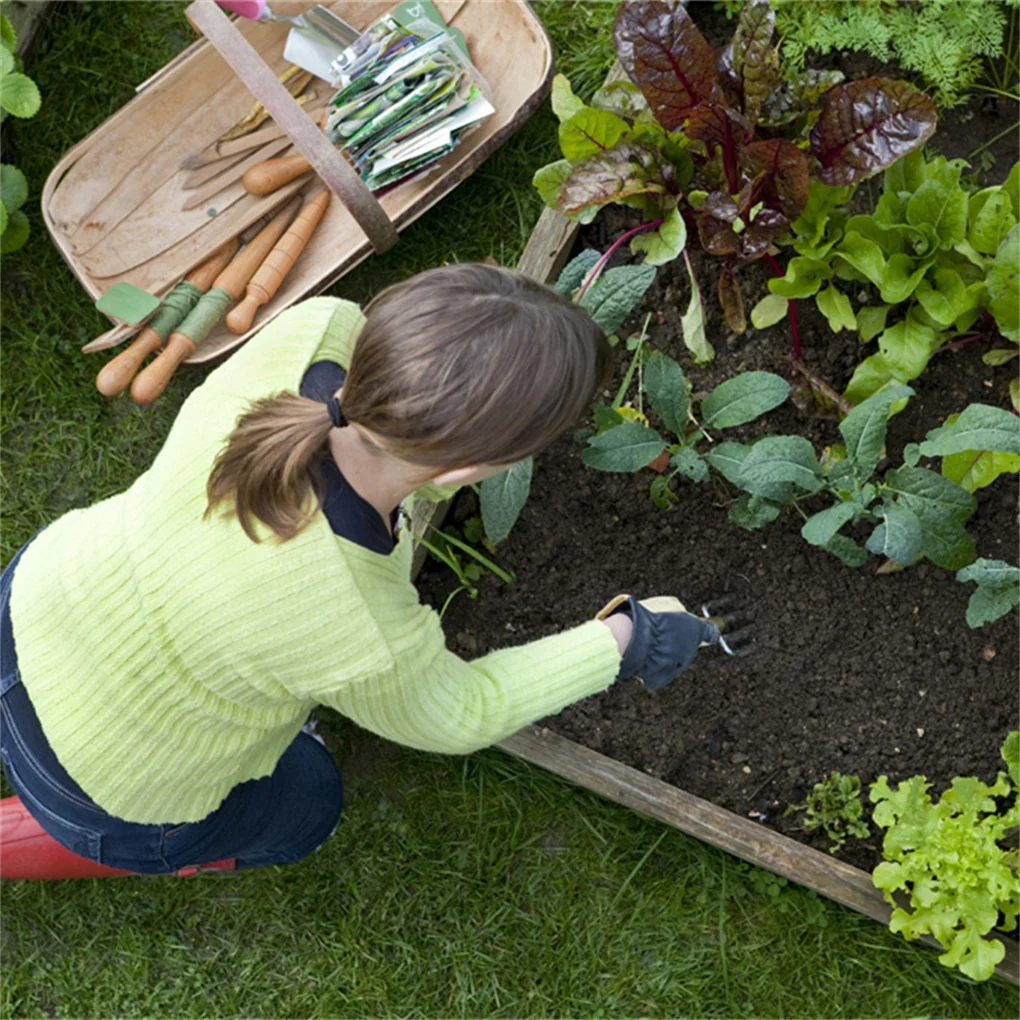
[{"xmin": 700, "ymin": 595, "xmax": 755, "ymax": 658}]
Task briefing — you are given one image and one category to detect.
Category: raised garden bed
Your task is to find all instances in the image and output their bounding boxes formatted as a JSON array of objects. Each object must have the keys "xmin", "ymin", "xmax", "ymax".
[{"xmin": 415, "ymin": 6, "xmax": 1020, "ymax": 981}]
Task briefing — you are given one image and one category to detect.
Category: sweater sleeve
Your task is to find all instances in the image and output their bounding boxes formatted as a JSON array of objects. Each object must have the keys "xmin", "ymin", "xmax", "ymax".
[
  {"xmin": 197, "ymin": 297, "xmax": 365, "ymax": 400},
  {"xmin": 321, "ymin": 600, "xmax": 622, "ymax": 754}
]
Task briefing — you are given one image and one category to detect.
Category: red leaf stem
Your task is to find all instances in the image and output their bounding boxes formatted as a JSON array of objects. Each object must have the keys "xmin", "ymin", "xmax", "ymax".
[{"xmin": 577, "ymin": 218, "xmax": 665, "ymax": 301}]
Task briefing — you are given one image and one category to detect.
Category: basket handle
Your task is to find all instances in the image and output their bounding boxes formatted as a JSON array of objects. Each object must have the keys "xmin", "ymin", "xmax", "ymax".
[{"xmin": 185, "ymin": 1, "xmax": 399, "ymax": 255}]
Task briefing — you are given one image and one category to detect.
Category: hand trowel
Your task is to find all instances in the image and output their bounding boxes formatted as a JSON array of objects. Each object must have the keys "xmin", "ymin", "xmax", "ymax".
[{"xmin": 215, "ymin": 0, "xmax": 357, "ymax": 80}]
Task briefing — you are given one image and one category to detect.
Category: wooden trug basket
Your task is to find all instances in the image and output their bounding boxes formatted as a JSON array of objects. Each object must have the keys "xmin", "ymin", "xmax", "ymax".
[{"xmin": 42, "ymin": 0, "xmax": 554, "ymax": 363}]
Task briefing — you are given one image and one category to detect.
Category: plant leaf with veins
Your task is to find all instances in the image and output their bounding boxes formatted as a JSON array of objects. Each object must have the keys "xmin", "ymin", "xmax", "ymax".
[
  {"xmin": 866, "ymin": 501, "xmax": 923, "ymax": 565},
  {"xmin": 643, "ymin": 351, "xmax": 689, "ymax": 436},
  {"xmin": 839, "ymin": 384, "xmax": 915, "ymax": 480},
  {"xmin": 701, "ymin": 371, "xmax": 790, "ymax": 428},
  {"xmin": 578, "ymin": 264, "xmax": 657, "ymax": 334},
  {"xmin": 480, "ymin": 459, "xmax": 533, "ymax": 544},
  {"xmin": 614, "ymin": 0, "xmax": 720, "ymax": 130},
  {"xmin": 680, "ymin": 251, "xmax": 714, "ymax": 363},
  {"xmin": 583, "ymin": 420, "xmax": 667, "ymax": 472},
  {"xmin": 810, "ymin": 77, "xmax": 936, "ymax": 187}
]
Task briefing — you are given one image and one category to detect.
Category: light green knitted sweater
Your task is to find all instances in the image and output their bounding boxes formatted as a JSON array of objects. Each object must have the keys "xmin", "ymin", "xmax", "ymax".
[{"xmin": 9, "ymin": 298, "xmax": 621, "ymax": 824}]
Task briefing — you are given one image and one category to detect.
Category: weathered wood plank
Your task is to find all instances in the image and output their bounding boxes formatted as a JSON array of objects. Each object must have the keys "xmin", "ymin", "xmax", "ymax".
[
  {"xmin": 5, "ymin": 0, "xmax": 58, "ymax": 60},
  {"xmin": 516, "ymin": 206, "xmax": 581, "ymax": 286},
  {"xmin": 498, "ymin": 726, "xmax": 1019, "ymax": 986},
  {"xmin": 409, "ymin": 496, "xmax": 451, "ymax": 577}
]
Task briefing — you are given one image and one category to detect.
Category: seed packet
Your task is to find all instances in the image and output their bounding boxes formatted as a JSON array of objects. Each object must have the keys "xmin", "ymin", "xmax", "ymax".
[{"xmin": 323, "ymin": 1, "xmax": 493, "ymax": 193}]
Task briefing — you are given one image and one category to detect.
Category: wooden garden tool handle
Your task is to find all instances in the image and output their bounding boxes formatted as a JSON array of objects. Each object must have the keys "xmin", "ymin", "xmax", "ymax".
[
  {"xmin": 242, "ymin": 153, "xmax": 312, "ymax": 196},
  {"xmin": 211, "ymin": 196, "xmax": 302, "ymax": 300},
  {"xmin": 128, "ymin": 333, "xmax": 197, "ymax": 406},
  {"xmin": 226, "ymin": 189, "xmax": 331, "ymax": 333},
  {"xmin": 95, "ymin": 240, "xmax": 239, "ymax": 397},
  {"xmin": 242, "ymin": 109, "xmax": 324, "ymax": 197},
  {"xmin": 95, "ymin": 328, "xmax": 164, "ymax": 397},
  {"xmin": 131, "ymin": 199, "xmax": 301, "ymax": 405}
]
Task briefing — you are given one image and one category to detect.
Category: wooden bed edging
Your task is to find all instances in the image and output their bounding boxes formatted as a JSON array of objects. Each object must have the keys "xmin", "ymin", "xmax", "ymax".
[{"xmin": 498, "ymin": 727, "xmax": 1018, "ymax": 986}]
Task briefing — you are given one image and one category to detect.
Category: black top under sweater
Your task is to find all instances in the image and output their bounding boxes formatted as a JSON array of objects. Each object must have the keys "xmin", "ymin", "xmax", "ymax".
[{"xmin": 300, "ymin": 361, "xmax": 396, "ymax": 556}]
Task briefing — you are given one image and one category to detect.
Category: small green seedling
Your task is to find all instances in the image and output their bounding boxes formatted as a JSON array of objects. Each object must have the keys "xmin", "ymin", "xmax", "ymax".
[
  {"xmin": 786, "ymin": 771, "xmax": 870, "ymax": 853},
  {"xmin": 415, "ymin": 524, "xmax": 514, "ymax": 618}
]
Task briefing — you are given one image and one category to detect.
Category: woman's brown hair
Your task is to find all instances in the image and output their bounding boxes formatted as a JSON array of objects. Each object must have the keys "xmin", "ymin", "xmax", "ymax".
[{"xmin": 206, "ymin": 263, "xmax": 612, "ymax": 542}]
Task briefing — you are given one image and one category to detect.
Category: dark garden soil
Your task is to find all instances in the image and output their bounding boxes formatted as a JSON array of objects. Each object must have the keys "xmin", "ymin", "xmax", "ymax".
[
  {"xmin": 417, "ymin": 39, "xmax": 1020, "ymax": 872},
  {"xmin": 419, "ymin": 251, "xmax": 1018, "ymax": 873}
]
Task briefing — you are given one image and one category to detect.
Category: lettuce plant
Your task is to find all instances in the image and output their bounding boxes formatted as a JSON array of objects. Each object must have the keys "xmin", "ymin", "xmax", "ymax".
[
  {"xmin": 786, "ymin": 771, "xmax": 870, "ymax": 853},
  {"xmin": 758, "ymin": 153, "xmax": 1020, "ymax": 403},
  {"xmin": 870, "ymin": 732, "xmax": 1020, "ymax": 982},
  {"xmin": 534, "ymin": 0, "xmax": 937, "ymax": 342}
]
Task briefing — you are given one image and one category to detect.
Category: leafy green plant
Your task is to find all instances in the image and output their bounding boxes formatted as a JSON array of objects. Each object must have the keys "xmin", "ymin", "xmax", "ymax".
[
  {"xmin": 978, "ymin": 0, "xmax": 1020, "ymax": 107},
  {"xmin": 414, "ymin": 525, "xmax": 515, "ymax": 618},
  {"xmin": 869, "ymin": 732, "xmax": 1020, "ymax": 982},
  {"xmin": 956, "ymin": 558, "xmax": 1020, "ymax": 627},
  {"xmin": 758, "ymin": 152, "xmax": 1020, "ymax": 403},
  {"xmin": 786, "ymin": 771, "xmax": 870, "ymax": 853},
  {"xmin": 534, "ymin": 0, "xmax": 936, "ymax": 343},
  {"xmin": 0, "ymin": 10, "xmax": 41, "ymax": 255},
  {"xmin": 721, "ymin": 0, "xmax": 1017, "ymax": 108},
  {"xmin": 905, "ymin": 400, "xmax": 1020, "ymax": 493},
  {"xmin": 584, "ymin": 344, "xmax": 989, "ymax": 572}
]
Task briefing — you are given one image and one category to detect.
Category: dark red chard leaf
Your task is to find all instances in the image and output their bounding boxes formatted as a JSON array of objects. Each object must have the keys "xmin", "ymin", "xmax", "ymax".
[
  {"xmin": 686, "ymin": 103, "xmax": 753, "ymax": 153},
  {"xmin": 614, "ymin": 0, "xmax": 720, "ymax": 130},
  {"xmin": 741, "ymin": 206, "xmax": 788, "ymax": 259},
  {"xmin": 697, "ymin": 172, "xmax": 794, "ymax": 260},
  {"xmin": 558, "ymin": 143, "xmax": 676, "ymax": 216},
  {"xmin": 733, "ymin": 170, "xmax": 791, "ymax": 258},
  {"xmin": 810, "ymin": 77, "xmax": 937, "ymax": 186},
  {"xmin": 686, "ymin": 103, "xmax": 752, "ymax": 192},
  {"xmin": 718, "ymin": 261, "xmax": 746, "ymax": 333},
  {"xmin": 716, "ymin": 43, "xmax": 740, "ymax": 105},
  {"xmin": 697, "ymin": 193, "xmax": 741, "ymax": 255},
  {"xmin": 729, "ymin": 0, "xmax": 777, "ymax": 126},
  {"xmin": 740, "ymin": 139, "xmax": 810, "ymax": 221}
]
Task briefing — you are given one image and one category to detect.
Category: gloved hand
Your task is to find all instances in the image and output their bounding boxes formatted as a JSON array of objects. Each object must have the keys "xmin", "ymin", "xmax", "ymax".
[{"xmin": 597, "ymin": 594, "xmax": 722, "ymax": 690}]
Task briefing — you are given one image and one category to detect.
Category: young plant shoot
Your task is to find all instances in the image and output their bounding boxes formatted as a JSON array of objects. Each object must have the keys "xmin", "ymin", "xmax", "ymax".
[{"xmin": 786, "ymin": 771, "xmax": 870, "ymax": 854}]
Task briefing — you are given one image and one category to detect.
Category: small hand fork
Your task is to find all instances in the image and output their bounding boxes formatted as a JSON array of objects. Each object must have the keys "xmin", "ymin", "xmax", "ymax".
[{"xmin": 701, "ymin": 595, "xmax": 755, "ymax": 657}]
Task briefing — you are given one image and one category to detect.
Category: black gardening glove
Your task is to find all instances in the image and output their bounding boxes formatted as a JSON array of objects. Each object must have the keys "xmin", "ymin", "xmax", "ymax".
[{"xmin": 599, "ymin": 595, "xmax": 722, "ymax": 690}]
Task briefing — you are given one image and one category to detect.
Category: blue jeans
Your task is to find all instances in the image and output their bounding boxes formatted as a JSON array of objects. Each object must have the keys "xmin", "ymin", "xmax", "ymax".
[{"xmin": 0, "ymin": 539, "xmax": 342, "ymax": 873}]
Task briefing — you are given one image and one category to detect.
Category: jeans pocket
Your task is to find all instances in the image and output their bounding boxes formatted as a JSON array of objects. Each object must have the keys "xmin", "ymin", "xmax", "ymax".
[
  {"xmin": 0, "ymin": 699, "xmax": 95, "ymax": 812},
  {"xmin": 3, "ymin": 755, "xmax": 103, "ymax": 861},
  {"xmin": 159, "ymin": 822, "xmax": 199, "ymax": 869}
]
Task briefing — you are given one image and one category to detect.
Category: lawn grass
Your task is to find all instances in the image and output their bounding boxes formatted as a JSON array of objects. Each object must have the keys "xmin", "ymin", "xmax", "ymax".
[{"xmin": 1, "ymin": 3, "xmax": 1018, "ymax": 1017}]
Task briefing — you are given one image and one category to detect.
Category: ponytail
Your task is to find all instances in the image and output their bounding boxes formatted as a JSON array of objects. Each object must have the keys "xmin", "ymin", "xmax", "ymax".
[
  {"xmin": 207, "ymin": 263, "xmax": 610, "ymax": 544},
  {"xmin": 205, "ymin": 393, "xmax": 335, "ymax": 542}
]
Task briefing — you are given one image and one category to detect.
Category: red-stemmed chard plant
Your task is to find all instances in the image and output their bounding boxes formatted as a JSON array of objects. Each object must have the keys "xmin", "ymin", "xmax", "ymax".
[{"xmin": 536, "ymin": 0, "xmax": 938, "ymax": 360}]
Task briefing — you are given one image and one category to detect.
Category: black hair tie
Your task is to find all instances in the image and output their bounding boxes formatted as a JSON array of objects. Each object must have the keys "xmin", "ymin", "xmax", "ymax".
[{"xmin": 326, "ymin": 396, "xmax": 346, "ymax": 429}]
